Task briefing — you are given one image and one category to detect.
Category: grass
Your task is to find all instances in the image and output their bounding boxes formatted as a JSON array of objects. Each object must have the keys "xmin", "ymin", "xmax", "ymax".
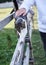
[{"xmin": 0, "ymin": 8, "xmax": 46, "ymax": 65}]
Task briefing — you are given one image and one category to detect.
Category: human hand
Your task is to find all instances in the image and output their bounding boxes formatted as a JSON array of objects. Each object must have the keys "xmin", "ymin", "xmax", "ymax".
[{"xmin": 15, "ymin": 8, "xmax": 26, "ymax": 17}]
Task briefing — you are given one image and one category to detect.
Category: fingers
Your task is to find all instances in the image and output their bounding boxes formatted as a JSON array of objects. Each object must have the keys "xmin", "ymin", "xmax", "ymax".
[
  {"xmin": 23, "ymin": 12, "xmax": 26, "ymax": 16},
  {"xmin": 15, "ymin": 8, "xmax": 26, "ymax": 17}
]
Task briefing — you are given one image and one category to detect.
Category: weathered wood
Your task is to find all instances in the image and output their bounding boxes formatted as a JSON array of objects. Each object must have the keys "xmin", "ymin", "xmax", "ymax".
[
  {"xmin": 0, "ymin": 12, "xmax": 15, "ymax": 30},
  {"xmin": 10, "ymin": 27, "xmax": 27, "ymax": 65},
  {"xmin": 23, "ymin": 43, "xmax": 30, "ymax": 65}
]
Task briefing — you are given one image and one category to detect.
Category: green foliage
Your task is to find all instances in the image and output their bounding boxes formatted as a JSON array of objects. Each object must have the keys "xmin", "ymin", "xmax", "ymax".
[
  {"xmin": 0, "ymin": 29, "xmax": 18, "ymax": 65},
  {"xmin": 0, "ymin": 0, "xmax": 12, "ymax": 3}
]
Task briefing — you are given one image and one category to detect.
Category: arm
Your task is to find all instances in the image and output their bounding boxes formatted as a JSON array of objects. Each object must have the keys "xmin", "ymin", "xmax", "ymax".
[
  {"xmin": 19, "ymin": 0, "xmax": 35, "ymax": 12},
  {"xmin": 15, "ymin": 0, "xmax": 35, "ymax": 17}
]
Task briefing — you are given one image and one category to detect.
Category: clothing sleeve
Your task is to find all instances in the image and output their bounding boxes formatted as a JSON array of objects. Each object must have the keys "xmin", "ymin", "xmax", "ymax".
[{"xmin": 19, "ymin": 0, "xmax": 35, "ymax": 12}]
